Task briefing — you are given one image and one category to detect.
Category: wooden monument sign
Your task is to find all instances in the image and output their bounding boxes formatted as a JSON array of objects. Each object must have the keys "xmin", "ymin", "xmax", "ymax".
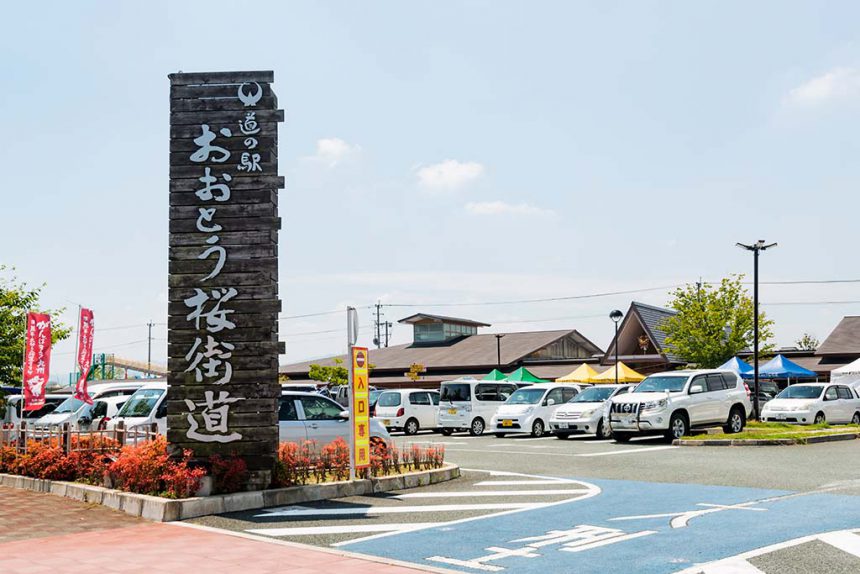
[{"xmin": 167, "ymin": 71, "xmax": 284, "ymax": 487}]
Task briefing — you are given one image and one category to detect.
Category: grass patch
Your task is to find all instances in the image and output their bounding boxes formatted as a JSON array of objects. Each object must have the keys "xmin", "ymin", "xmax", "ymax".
[{"xmin": 681, "ymin": 421, "xmax": 860, "ymax": 442}]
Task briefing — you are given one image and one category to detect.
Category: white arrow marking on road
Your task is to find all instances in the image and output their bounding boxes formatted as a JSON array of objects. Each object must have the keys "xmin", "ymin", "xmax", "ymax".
[
  {"xmin": 246, "ymin": 523, "xmax": 442, "ymax": 537},
  {"xmin": 396, "ymin": 489, "xmax": 591, "ymax": 498},
  {"xmin": 255, "ymin": 502, "xmax": 544, "ymax": 518}
]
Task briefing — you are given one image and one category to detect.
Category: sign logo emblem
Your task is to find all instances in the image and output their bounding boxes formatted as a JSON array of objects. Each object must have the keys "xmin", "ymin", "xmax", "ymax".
[{"xmin": 356, "ymin": 350, "xmax": 366, "ymax": 368}]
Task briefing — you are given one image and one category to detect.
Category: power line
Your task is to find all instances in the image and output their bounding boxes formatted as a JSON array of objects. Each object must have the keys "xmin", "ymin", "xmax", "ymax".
[
  {"xmin": 381, "ymin": 285, "xmax": 681, "ymax": 308},
  {"xmin": 762, "ymin": 300, "xmax": 860, "ymax": 306}
]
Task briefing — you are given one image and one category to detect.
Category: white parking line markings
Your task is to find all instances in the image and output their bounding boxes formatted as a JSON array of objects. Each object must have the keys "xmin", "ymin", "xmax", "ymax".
[
  {"xmin": 576, "ymin": 446, "xmax": 678, "ymax": 457},
  {"xmin": 396, "ymin": 489, "xmax": 591, "ymax": 498},
  {"xmin": 698, "ymin": 557, "xmax": 767, "ymax": 573},
  {"xmin": 255, "ymin": 502, "xmax": 545, "ymax": 518},
  {"xmin": 817, "ymin": 531, "xmax": 860, "ymax": 558},
  {"xmin": 245, "ymin": 523, "xmax": 442, "ymax": 537},
  {"xmin": 474, "ymin": 480, "xmax": 578, "ymax": 486}
]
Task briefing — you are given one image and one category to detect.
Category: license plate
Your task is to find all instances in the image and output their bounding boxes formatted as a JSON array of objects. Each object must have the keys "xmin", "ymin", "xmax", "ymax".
[
  {"xmin": 502, "ymin": 420, "xmax": 513, "ymax": 427},
  {"xmin": 447, "ymin": 408, "xmax": 457, "ymax": 415},
  {"xmin": 383, "ymin": 419, "xmax": 391, "ymax": 426},
  {"xmin": 557, "ymin": 423, "xmax": 568, "ymax": 429}
]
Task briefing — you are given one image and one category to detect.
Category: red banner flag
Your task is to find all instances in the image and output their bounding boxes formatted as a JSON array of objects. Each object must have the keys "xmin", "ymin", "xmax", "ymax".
[
  {"xmin": 74, "ymin": 308, "xmax": 94, "ymax": 405},
  {"xmin": 23, "ymin": 312, "xmax": 52, "ymax": 411}
]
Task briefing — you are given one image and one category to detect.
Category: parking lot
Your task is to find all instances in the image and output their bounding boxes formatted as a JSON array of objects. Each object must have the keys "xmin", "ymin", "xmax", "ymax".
[{"xmin": 190, "ymin": 429, "xmax": 860, "ymax": 573}]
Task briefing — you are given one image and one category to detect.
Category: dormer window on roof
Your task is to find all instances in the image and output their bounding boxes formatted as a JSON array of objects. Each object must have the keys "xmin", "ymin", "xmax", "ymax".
[{"xmin": 398, "ymin": 313, "xmax": 490, "ymax": 344}]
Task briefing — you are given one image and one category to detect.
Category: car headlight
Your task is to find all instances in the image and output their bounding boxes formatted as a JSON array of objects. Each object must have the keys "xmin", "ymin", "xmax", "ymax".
[
  {"xmin": 641, "ymin": 399, "xmax": 668, "ymax": 411},
  {"xmin": 580, "ymin": 408, "xmax": 597, "ymax": 418}
]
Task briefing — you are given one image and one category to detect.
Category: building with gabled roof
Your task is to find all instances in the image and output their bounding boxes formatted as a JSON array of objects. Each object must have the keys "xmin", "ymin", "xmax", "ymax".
[
  {"xmin": 279, "ymin": 313, "xmax": 604, "ymax": 387},
  {"xmin": 602, "ymin": 301, "xmax": 684, "ymax": 373}
]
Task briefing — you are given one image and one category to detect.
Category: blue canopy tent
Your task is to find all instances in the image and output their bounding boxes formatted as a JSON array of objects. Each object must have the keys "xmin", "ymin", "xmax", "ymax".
[
  {"xmin": 718, "ymin": 357, "xmax": 754, "ymax": 376},
  {"xmin": 755, "ymin": 354, "xmax": 817, "ymax": 383}
]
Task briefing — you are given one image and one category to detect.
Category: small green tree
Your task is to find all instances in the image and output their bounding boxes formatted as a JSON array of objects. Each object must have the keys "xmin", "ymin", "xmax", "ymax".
[
  {"xmin": 795, "ymin": 333, "xmax": 819, "ymax": 351},
  {"xmin": 0, "ymin": 266, "xmax": 71, "ymax": 387},
  {"xmin": 308, "ymin": 358, "xmax": 348, "ymax": 386},
  {"xmin": 662, "ymin": 275, "xmax": 774, "ymax": 368}
]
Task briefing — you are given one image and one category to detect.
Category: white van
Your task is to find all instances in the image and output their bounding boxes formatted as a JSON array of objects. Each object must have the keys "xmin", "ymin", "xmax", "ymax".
[
  {"xmin": 373, "ymin": 389, "xmax": 440, "ymax": 435},
  {"xmin": 438, "ymin": 377, "xmax": 519, "ymax": 436},
  {"xmin": 107, "ymin": 382, "xmax": 167, "ymax": 435},
  {"xmin": 491, "ymin": 383, "xmax": 583, "ymax": 437},
  {"xmin": 2, "ymin": 394, "xmax": 69, "ymax": 428},
  {"xmin": 35, "ymin": 382, "xmax": 145, "ymax": 431}
]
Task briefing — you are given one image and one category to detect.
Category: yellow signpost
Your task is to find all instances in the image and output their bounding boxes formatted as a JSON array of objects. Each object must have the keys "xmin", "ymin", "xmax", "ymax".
[{"xmin": 351, "ymin": 346, "xmax": 370, "ymax": 469}]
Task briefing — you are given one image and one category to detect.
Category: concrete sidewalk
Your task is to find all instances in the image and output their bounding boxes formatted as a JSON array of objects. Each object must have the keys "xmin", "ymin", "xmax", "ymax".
[{"xmin": 0, "ymin": 486, "xmax": 447, "ymax": 574}]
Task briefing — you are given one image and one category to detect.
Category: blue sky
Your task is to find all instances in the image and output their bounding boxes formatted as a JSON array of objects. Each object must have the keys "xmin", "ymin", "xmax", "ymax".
[{"xmin": 2, "ymin": 1, "xmax": 859, "ymax": 379}]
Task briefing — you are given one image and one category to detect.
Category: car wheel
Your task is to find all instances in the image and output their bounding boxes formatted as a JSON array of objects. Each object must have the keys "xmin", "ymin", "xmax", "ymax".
[
  {"xmin": 555, "ymin": 432, "xmax": 570, "ymax": 440},
  {"xmin": 469, "ymin": 418, "xmax": 485, "ymax": 436},
  {"xmin": 666, "ymin": 412, "xmax": 687, "ymax": 441},
  {"xmin": 852, "ymin": 412, "xmax": 860, "ymax": 425},
  {"xmin": 611, "ymin": 432, "xmax": 632, "ymax": 443},
  {"xmin": 723, "ymin": 407, "xmax": 746, "ymax": 434},
  {"xmin": 440, "ymin": 428, "xmax": 453, "ymax": 436},
  {"xmin": 404, "ymin": 418, "xmax": 420, "ymax": 436},
  {"xmin": 531, "ymin": 420, "xmax": 545, "ymax": 438},
  {"xmin": 596, "ymin": 419, "xmax": 612, "ymax": 439},
  {"xmin": 814, "ymin": 412, "xmax": 826, "ymax": 425}
]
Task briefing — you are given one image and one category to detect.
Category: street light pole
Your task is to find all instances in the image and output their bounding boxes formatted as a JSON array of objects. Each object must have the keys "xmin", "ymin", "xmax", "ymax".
[
  {"xmin": 736, "ymin": 240, "xmax": 777, "ymax": 419},
  {"xmin": 609, "ymin": 310, "xmax": 623, "ymax": 385},
  {"xmin": 495, "ymin": 334, "xmax": 504, "ymax": 368}
]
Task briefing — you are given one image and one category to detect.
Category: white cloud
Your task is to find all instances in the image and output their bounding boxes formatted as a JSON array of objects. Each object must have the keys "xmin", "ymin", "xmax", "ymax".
[
  {"xmin": 415, "ymin": 159, "xmax": 484, "ymax": 191},
  {"xmin": 464, "ymin": 200, "xmax": 555, "ymax": 217},
  {"xmin": 306, "ymin": 137, "xmax": 360, "ymax": 167},
  {"xmin": 785, "ymin": 67, "xmax": 860, "ymax": 107}
]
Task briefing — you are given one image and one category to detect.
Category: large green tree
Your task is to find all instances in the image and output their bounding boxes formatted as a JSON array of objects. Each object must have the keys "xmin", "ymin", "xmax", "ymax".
[
  {"xmin": 662, "ymin": 275, "xmax": 774, "ymax": 368},
  {"xmin": 0, "ymin": 266, "xmax": 71, "ymax": 387},
  {"xmin": 308, "ymin": 358, "xmax": 348, "ymax": 386}
]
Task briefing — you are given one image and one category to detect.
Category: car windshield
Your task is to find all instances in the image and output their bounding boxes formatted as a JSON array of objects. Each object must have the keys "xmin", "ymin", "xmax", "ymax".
[
  {"xmin": 572, "ymin": 387, "xmax": 615, "ymax": 402},
  {"xmin": 441, "ymin": 383, "xmax": 471, "ymax": 402},
  {"xmin": 776, "ymin": 386, "xmax": 823, "ymax": 399},
  {"xmin": 635, "ymin": 376, "xmax": 687, "ymax": 393},
  {"xmin": 506, "ymin": 388, "xmax": 546, "ymax": 405},
  {"xmin": 53, "ymin": 396, "xmax": 86, "ymax": 414},
  {"xmin": 117, "ymin": 389, "xmax": 164, "ymax": 417},
  {"xmin": 376, "ymin": 392, "xmax": 401, "ymax": 407}
]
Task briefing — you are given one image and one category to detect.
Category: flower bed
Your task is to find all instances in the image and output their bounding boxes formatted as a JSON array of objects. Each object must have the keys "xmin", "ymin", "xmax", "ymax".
[{"xmin": 0, "ymin": 435, "xmax": 445, "ymax": 498}]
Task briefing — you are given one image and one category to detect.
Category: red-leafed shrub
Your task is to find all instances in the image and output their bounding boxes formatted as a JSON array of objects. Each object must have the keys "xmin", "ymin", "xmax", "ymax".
[
  {"xmin": 110, "ymin": 436, "xmax": 204, "ymax": 498},
  {"xmin": 320, "ymin": 437, "xmax": 350, "ymax": 482},
  {"xmin": 209, "ymin": 454, "xmax": 248, "ymax": 494}
]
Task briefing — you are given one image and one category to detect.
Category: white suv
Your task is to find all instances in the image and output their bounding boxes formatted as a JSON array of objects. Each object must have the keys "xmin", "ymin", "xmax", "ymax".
[{"xmin": 608, "ymin": 369, "xmax": 752, "ymax": 442}]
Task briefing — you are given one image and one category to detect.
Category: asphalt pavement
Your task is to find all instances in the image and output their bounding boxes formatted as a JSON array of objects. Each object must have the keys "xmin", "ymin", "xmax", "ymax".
[{"xmin": 188, "ymin": 429, "xmax": 860, "ymax": 573}]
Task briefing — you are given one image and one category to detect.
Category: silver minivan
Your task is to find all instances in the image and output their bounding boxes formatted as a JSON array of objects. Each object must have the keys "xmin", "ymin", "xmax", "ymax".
[
  {"xmin": 279, "ymin": 391, "xmax": 391, "ymax": 447},
  {"xmin": 107, "ymin": 383, "xmax": 167, "ymax": 435}
]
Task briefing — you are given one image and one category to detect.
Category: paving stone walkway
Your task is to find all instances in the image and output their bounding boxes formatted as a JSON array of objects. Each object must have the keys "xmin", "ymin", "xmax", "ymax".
[{"xmin": 0, "ymin": 485, "xmax": 442, "ymax": 573}]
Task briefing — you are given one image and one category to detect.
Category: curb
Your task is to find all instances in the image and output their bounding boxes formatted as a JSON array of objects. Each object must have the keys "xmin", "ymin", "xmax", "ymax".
[
  {"xmin": 674, "ymin": 432, "xmax": 860, "ymax": 446},
  {"xmin": 0, "ymin": 463, "xmax": 460, "ymax": 522}
]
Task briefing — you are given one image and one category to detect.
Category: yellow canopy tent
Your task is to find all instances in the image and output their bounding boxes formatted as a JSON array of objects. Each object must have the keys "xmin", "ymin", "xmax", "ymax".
[
  {"xmin": 555, "ymin": 363, "xmax": 601, "ymax": 383},
  {"xmin": 591, "ymin": 362, "xmax": 646, "ymax": 383}
]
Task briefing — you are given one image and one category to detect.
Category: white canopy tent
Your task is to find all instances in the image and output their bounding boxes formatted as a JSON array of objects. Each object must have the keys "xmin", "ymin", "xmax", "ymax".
[{"xmin": 830, "ymin": 358, "xmax": 860, "ymax": 386}]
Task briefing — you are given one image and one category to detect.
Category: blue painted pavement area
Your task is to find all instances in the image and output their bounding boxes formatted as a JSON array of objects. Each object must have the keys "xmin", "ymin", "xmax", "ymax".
[{"xmin": 344, "ymin": 478, "xmax": 860, "ymax": 573}]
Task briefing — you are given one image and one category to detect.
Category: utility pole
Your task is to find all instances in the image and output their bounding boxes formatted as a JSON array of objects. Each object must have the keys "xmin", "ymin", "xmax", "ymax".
[
  {"xmin": 146, "ymin": 321, "xmax": 154, "ymax": 377},
  {"xmin": 374, "ymin": 302, "xmax": 382, "ymax": 349},
  {"xmin": 383, "ymin": 321, "xmax": 392, "ymax": 347}
]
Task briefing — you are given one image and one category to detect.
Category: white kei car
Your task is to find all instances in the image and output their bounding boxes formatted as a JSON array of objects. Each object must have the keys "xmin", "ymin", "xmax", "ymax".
[
  {"xmin": 760, "ymin": 383, "xmax": 860, "ymax": 425},
  {"xmin": 373, "ymin": 389, "xmax": 440, "ymax": 435},
  {"xmin": 549, "ymin": 384, "xmax": 636, "ymax": 439},
  {"xmin": 491, "ymin": 384, "xmax": 582, "ymax": 438}
]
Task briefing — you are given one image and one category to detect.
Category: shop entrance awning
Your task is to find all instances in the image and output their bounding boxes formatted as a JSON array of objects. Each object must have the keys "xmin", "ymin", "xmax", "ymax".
[
  {"xmin": 591, "ymin": 362, "xmax": 646, "ymax": 383},
  {"xmin": 555, "ymin": 363, "xmax": 601, "ymax": 383}
]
